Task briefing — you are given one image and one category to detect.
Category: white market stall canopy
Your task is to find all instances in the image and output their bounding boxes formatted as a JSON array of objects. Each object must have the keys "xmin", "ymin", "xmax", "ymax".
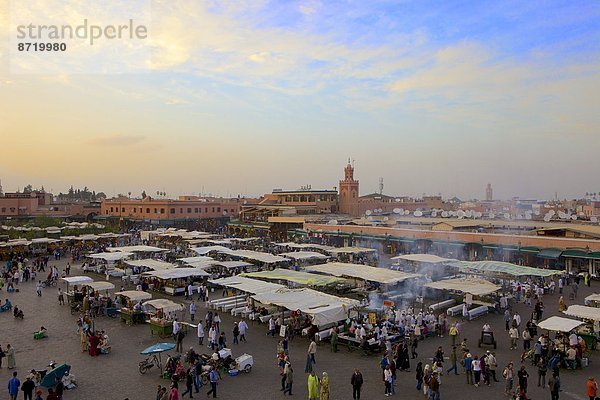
[
  {"xmin": 143, "ymin": 268, "xmax": 210, "ymax": 280},
  {"xmin": 241, "ymin": 268, "xmax": 347, "ymax": 286},
  {"xmin": 326, "ymin": 246, "xmax": 377, "ymax": 255},
  {"xmin": 61, "ymin": 276, "xmax": 94, "ymax": 285},
  {"xmin": 87, "ymin": 252, "xmax": 134, "ymax": 262},
  {"xmin": 425, "ymin": 277, "xmax": 501, "ymax": 296},
  {"xmin": 115, "ymin": 290, "xmax": 152, "ymax": 302},
  {"xmin": 537, "ymin": 316, "xmax": 585, "ymax": 332},
  {"xmin": 306, "ymin": 262, "xmax": 422, "ymax": 285},
  {"xmin": 449, "ymin": 260, "xmax": 562, "ymax": 278},
  {"xmin": 220, "ymin": 249, "xmax": 288, "ymax": 264},
  {"xmin": 279, "ymin": 251, "xmax": 330, "ymax": 261},
  {"xmin": 563, "ymin": 305, "xmax": 600, "ymax": 321},
  {"xmin": 108, "ymin": 245, "xmax": 168, "ymax": 253},
  {"xmin": 191, "ymin": 245, "xmax": 232, "ymax": 255},
  {"xmin": 252, "ymin": 288, "xmax": 359, "ymax": 327},
  {"xmin": 392, "ymin": 254, "xmax": 456, "ymax": 264},
  {"xmin": 177, "ymin": 256, "xmax": 214, "ymax": 264},
  {"xmin": 84, "ymin": 281, "xmax": 116, "ymax": 292},
  {"xmin": 0, "ymin": 239, "xmax": 32, "ymax": 247},
  {"xmin": 124, "ymin": 259, "xmax": 176, "ymax": 271},
  {"xmin": 143, "ymin": 299, "xmax": 184, "ymax": 313},
  {"xmin": 212, "ymin": 261, "xmax": 254, "ymax": 269},
  {"xmin": 209, "ymin": 276, "xmax": 285, "ymax": 294},
  {"xmin": 585, "ymin": 294, "xmax": 600, "ymax": 305}
]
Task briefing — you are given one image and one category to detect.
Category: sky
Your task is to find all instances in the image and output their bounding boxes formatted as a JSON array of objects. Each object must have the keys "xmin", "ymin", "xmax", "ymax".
[{"xmin": 0, "ymin": 0, "xmax": 599, "ymax": 200}]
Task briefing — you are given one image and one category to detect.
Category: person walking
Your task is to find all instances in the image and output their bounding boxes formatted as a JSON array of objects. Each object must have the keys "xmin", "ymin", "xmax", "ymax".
[
  {"xmin": 509, "ymin": 326, "xmax": 519, "ymax": 350},
  {"xmin": 57, "ymin": 288, "xmax": 65, "ymax": 305},
  {"xmin": 416, "ymin": 362, "xmax": 424, "ymax": 391},
  {"xmin": 463, "ymin": 353, "xmax": 473, "ymax": 385},
  {"xmin": 168, "ymin": 382, "xmax": 179, "ymax": 400},
  {"xmin": 232, "ymin": 322, "xmax": 239, "ymax": 345},
  {"xmin": 0, "ymin": 344, "xmax": 5, "ymax": 368},
  {"xmin": 447, "ymin": 346, "xmax": 459, "ymax": 375},
  {"xmin": 587, "ymin": 377, "xmax": 598, "ymax": 400},
  {"xmin": 487, "ymin": 351, "xmax": 499, "ymax": 382},
  {"xmin": 206, "ymin": 369, "xmax": 218, "ymax": 398},
  {"xmin": 517, "ymin": 366, "xmax": 529, "ymax": 395},
  {"xmin": 283, "ymin": 362, "xmax": 293, "ymax": 395},
  {"xmin": 6, "ymin": 344, "xmax": 15, "ymax": 369},
  {"xmin": 308, "ymin": 371, "xmax": 319, "ymax": 400},
  {"xmin": 238, "ymin": 319, "xmax": 248, "ymax": 343},
  {"xmin": 537, "ymin": 357, "xmax": 548, "ymax": 388},
  {"xmin": 429, "ymin": 372, "xmax": 441, "ymax": 400},
  {"xmin": 320, "ymin": 372, "xmax": 330, "ymax": 400},
  {"xmin": 176, "ymin": 330, "xmax": 185, "ymax": 353},
  {"xmin": 503, "ymin": 362, "xmax": 514, "ymax": 396},
  {"xmin": 180, "ymin": 369, "xmax": 194, "ymax": 399},
  {"xmin": 549, "ymin": 372, "xmax": 560, "ymax": 400},
  {"xmin": 330, "ymin": 327, "xmax": 338, "ymax": 353},
  {"xmin": 189, "ymin": 301, "xmax": 196, "ymax": 322},
  {"xmin": 449, "ymin": 323, "xmax": 459, "ymax": 346},
  {"xmin": 36, "ymin": 281, "xmax": 42, "ymax": 296},
  {"xmin": 21, "ymin": 376, "xmax": 35, "ymax": 400},
  {"xmin": 196, "ymin": 321, "xmax": 204, "ymax": 345},
  {"xmin": 384, "ymin": 365, "xmax": 393, "ymax": 396},
  {"xmin": 7, "ymin": 371, "xmax": 20, "ymax": 400},
  {"xmin": 305, "ymin": 339, "xmax": 316, "ymax": 372},
  {"xmin": 472, "ymin": 355, "xmax": 481, "ymax": 387},
  {"xmin": 351, "ymin": 368, "xmax": 363, "ymax": 400}
]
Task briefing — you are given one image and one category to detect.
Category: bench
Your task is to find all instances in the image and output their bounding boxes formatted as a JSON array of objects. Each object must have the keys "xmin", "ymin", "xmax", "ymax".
[
  {"xmin": 446, "ymin": 304, "xmax": 465, "ymax": 317},
  {"xmin": 468, "ymin": 305, "xmax": 489, "ymax": 320},
  {"xmin": 429, "ymin": 299, "xmax": 456, "ymax": 312},
  {"xmin": 315, "ymin": 325, "xmax": 345, "ymax": 341}
]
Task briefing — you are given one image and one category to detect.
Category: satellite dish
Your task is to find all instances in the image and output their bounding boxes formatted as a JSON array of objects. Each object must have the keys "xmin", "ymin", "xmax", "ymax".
[
  {"xmin": 548, "ymin": 210, "xmax": 555, "ymax": 216},
  {"xmin": 525, "ymin": 214, "xmax": 532, "ymax": 220},
  {"xmin": 441, "ymin": 211, "xmax": 449, "ymax": 218},
  {"xmin": 414, "ymin": 211, "xmax": 423, "ymax": 217},
  {"xmin": 516, "ymin": 214, "xmax": 523, "ymax": 220},
  {"xmin": 503, "ymin": 213, "xmax": 510, "ymax": 219},
  {"xmin": 488, "ymin": 212, "xmax": 495, "ymax": 219},
  {"xmin": 457, "ymin": 210, "xmax": 465, "ymax": 218},
  {"xmin": 591, "ymin": 216, "xmax": 598, "ymax": 223},
  {"xmin": 367, "ymin": 216, "xmax": 373, "ymax": 220},
  {"xmin": 571, "ymin": 215, "xmax": 577, "ymax": 220},
  {"xmin": 365, "ymin": 210, "xmax": 372, "ymax": 216},
  {"xmin": 404, "ymin": 210, "xmax": 410, "ymax": 215},
  {"xmin": 431, "ymin": 211, "xmax": 438, "ymax": 217},
  {"xmin": 399, "ymin": 208, "xmax": 404, "ymax": 214},
  {"xmin": 543, "ymin": 215, "xmax": 551, "ymax": 222},
  {"xmin": 395, "ymin": 198, "xmax": 401, "ymax": 202},
  {"xmin": 534, "ymin": 210, "xmax": 540, "ymax": 216},
  {"xmin": 465, "ymin": 210, "xmax": 473, "ymax": 218},
  {"xmin": 383, "ymin": 216, "xmax": 389, "ymax": 221},
  {"xmin": 475, "ymin": 212, "xmax": 483, "ymax": 218},
  {"xmin": 393, "ymin": 208, "xmax": 401, "ymax": 214},
  {"xmin": 327, "ymin": 219, "xmax": 338, "ymax": 225}
]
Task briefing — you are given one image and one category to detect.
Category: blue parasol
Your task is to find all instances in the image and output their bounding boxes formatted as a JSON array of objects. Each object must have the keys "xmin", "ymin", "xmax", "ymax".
[
  {"xmin": 140, "ymin": 343, "xmax": 176, "ymax": 355},
  {"xmin": 40, "ymin": 364, "xmax": 71, "ymax": 388}
]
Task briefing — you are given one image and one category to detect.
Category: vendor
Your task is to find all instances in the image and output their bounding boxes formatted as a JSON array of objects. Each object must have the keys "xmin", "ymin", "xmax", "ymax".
[
  {"xmin": 62, "ymin": 371, "xmax": 77, "ymax": 389},
  {"xmin": 133, "ymin": 300, "xmax": 143, "ymax": 312}
]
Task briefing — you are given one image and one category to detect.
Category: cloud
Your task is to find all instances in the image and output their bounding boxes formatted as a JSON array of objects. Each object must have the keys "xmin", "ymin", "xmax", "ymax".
[{"xmin": 88, "ymin": 133, "xmax": 146, "ymax": 147}]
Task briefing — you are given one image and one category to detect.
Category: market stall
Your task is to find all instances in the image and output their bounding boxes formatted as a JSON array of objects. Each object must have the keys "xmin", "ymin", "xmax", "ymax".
[
  {"xmin": 115, "ymin": 290, "xmax": 152, "ymax": 325},
  {"xmin": 563, "ymin": 305, "xmax": 600, "ymax": 349},
  {"xmin": 241, "ymin": 268, "xmax": 348, "ymax": 287},
  {"xmin": 85, "ymin": 251, "xmax": 134, "ymax": 276},
  {"xmin": 424, "ymin": 277, "xmax": 501, "ymax": 318},
  {"xmin": 61, "ymin": 276, "xmax": 94, "ymax": 302},
  {"xmin": 142, "ymin": 268, "xmax": 209, "ymax": 295},
  {"xmin": 585, "ymin": 294, "xmax": 600, "ymax": 307},
  {"xmin": 143, "ymin": 299, "xmax": 185, "ymax": 337}
]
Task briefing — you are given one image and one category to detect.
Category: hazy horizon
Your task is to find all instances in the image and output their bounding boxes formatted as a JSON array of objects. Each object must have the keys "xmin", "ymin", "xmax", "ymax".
[{"xmin": 1, "ymin": 1, "xmax": 599, "ymax": 201}]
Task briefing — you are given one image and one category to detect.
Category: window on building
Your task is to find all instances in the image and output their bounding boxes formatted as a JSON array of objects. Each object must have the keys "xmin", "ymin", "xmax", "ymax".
[
  {"xmin": 217, "ymin": 207, "xmax": 221, "ymax": 212},
  {"xmin": 170, "ymin": 208, "xmax": 175, "ymax": 214},
  {"xmin": 212, "ymin": 207, "xmax": 215, "ymax": 212},
  {"xmin": 205, "ymin": 208, "xmax": 208, "ymax": 213},
  {"xmin": 121, "ymin": 207, "xmax": 125, "ymax": 212},
  {"xmin": 110, "ymin": 207, "xmax": 113, "ymax": 212},
  {"xmin": 133, "ymin": 208, "xmax": 137, "ymax": 213},
  {"xmin": 231, "ymin": 209, "xmax": 234, "ymax": 213},
  {"xmin": 106, "ymin": 210, "xmax": 108, "ymax": 215},
  {"xmin": 1, "ymin": 208, "xmax": 5, "ymax": 212},
  {"xmin": 160, "ymin": 208, "xmax": 165, "ymax": 214},
  {"xmin": 187, "ymin": 208, "xmax": 192, "ymax": 213},
  {"xmin": 194, "ymin": 208, "xmax": 198, "ymax": 213},
  {"xmin": 146, "ymin": 208, "xmax": 150, "ymax": 213},
  {"xmin": 180, "ymin": 208, "xmax": 183, "ymax": 213},
  {"xmin": 154, "ymin": 208, "xmax": 157, "ymax": 213}
]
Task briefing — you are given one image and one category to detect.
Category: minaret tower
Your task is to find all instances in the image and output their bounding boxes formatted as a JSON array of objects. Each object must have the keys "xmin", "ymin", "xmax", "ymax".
[{"xmin": 339, "ymin": 158, "xmax": 360, "ymax": 216}]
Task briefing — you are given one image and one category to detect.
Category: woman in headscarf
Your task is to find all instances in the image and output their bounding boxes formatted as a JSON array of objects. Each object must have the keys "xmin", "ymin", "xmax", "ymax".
[
  {"xmin": 423, "ymin": 364, "xmax": 432, "ymax": 397},
  {"xmin": 416, "ymin": 361, "xmax": 424, "ymax": 391},
  {"xmin": 6, "ymin": 344, "xmax": 15, "ymax": 369},
  {"xmin": 320, "ymin": 372, "xmax": 330, "ymax": 400},
  {"xmin": 558, "ymin": 296, "xmax": 567, "ymax": 312},
  {"xmin": 308, "ymin": 371, "xmax": 320, "ymax": 400}
]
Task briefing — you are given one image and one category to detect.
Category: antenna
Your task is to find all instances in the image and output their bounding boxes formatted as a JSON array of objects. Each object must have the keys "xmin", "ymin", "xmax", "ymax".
[{"xmin": 379, "ymin": 178, "xmax": 384, "ymax": 195}]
